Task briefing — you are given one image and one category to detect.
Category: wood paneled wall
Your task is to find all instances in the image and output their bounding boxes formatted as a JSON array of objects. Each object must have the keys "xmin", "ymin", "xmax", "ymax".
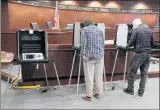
[
  {"xmin": 2, "ymin": 2, "xmax": 9, "ymax": 31},
  {"xmin": 2, "ymin": 1, "xmax": 159, "ymax": 31},
  {"xmin": 59, "ymin": 10, "xmax": 157, "ymax": 28}
]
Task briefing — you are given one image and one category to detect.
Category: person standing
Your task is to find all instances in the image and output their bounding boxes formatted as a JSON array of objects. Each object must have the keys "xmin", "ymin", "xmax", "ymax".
[
  {"xmin": 123, "ymin": 19, "xmax": 154, "ymax": 97},
  {"xmin": 80, "ymin": 17, "xmax": 105, "ymax": 101}
]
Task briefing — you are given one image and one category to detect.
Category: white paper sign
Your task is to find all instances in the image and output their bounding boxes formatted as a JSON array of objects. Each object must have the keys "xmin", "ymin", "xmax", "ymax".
[{"xmin": 29, "ymin": 30, "xmax": 34, "ymax": 34}]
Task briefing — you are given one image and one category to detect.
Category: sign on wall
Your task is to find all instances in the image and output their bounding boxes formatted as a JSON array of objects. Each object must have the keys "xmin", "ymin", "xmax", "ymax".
[{"xmin": 10, "ymin": 1, "xmax": 159, "ymax": 14}]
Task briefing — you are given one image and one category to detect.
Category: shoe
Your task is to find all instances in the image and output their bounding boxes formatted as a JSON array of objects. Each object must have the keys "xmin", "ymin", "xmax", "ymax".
[
  {"xmin": 138, "ymin": 89, "xmax": 144, "ymax": 97},
  {"xmin": 138, "ymin": 92, "xmax": 143, "ymax": 97},
  {"xmin": 93, "ymin": 94, "xmax": 101, "ymax": 99},
  {"xmin": 82, "ymin": 96, "xmax": 92, "ymax": 101},
  {"xmin": 123, "ymin": 88, "xmax": 134, "ymax": 95}
]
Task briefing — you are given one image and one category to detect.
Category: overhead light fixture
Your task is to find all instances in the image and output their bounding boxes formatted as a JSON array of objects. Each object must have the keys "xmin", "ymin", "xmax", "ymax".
[
  {"xmin": 17, "ymin": 1, "xmax": 22, "ymax": 3},
  {"xmin": 105, "ymin": 1, "xmax": 121, "ymax": 8},
  {"xmin": 133, "ymin": 2, "xmax": 149, "ymax": 9},
  {"xmin": 88, "ymin": 1, "xmax": 102, "ymax": 7},
  {"xmin": 59, "ymin": 1, "xmax": 77, "ymax": 5}
]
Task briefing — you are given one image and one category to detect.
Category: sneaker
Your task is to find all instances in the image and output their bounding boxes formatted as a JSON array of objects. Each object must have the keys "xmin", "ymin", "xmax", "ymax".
[
  {"xmin": 82, "ymin": 96, "xmax": 92, "ymax": 101},
  {"xmin": 138, "ymin": 89, "xmax": 144, "ymax": 97},
  {"xmin": 93, "ymin": 94, "xmax": 101, "ymax": 99},
  {"xmin": 123, "ymin": 88, "xmax": 134, "ymax": 95},
  {"xmin": 138, "ymin": 92, "xmax": 144, "ymax": 97}
]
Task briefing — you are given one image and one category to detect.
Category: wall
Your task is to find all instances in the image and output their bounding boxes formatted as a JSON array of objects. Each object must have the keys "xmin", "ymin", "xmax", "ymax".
[
  {"xmin": 2, "ymin": 1, "xmax": 159, "ymax": 30},
  {"xmin": 59, "ymin": 10, "xmax": 157, "ymax": 28},
  {"xmin": 8, "ymin": 2, "xmax": 54, "ymax": 30},
  {"xmin": 1, "ymin": 2, "xmax": 9, "ymax": 31}
]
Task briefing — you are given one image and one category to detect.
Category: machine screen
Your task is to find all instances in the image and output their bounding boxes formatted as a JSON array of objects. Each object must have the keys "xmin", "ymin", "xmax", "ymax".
[{"xmin": 26, "ymin": 54, "xmax": 34, "ymax": 59}]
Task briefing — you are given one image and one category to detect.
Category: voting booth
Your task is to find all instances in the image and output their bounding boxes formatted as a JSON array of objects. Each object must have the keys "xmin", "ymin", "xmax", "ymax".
[
  {"xmin": 115, "ymin": 24, "xmax": 133, "ymax": 47},
  {"xmin": 3, "ymin": 30, "xmax": 61, "ymax": 110},
  {"xmin": 17, "ymin": 30, "xmax": 48, "ymax": 63},
  {"xmin": 72, "ymin": 22, "xmax": 105, "ymax": 49},
  {"xmin": 16, "ymin": 29, "xmax": 60, "ymax": 91},
  {"xmin": 110, "ymin": 24, "xmax": 133, "ymax": 89},
  {"xmin": 72, "ymin": 22, "xmax": 85, "ymax": 49}
]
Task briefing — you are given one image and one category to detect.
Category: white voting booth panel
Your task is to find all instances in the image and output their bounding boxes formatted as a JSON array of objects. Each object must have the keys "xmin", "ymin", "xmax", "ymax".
[
  {"xmin": 116, "ymin": 24, "xmax": 128, "ymax": 47},
  {"xmin": 110, "ymin": 24, "xmax": 133, "ymax": 90},
  {"xmin": 97, "ymin": 23, "xmax": 105, "ymax": 38},
  {"xmin": 73, "ymin": 22, "xmax": 81, "ymax": 49},
  {"xmin": 73, "ymin": 22, "xmax": 105, "ymax": 49}
]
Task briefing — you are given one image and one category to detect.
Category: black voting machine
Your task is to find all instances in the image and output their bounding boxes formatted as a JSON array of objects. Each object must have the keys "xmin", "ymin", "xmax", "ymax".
[
  {"xmin": 16, "ymin": 30, "xmax": 60, "ymax": 90},
  {"xmin": 17, "ymin": 30, "xmax": 48, "ymax": 63},
  {"xmin": 17, "ymin": 30, "xmax": 49, "ymax": 81},
  {"xmin": 3, "ymin": 30, "xmax": 50, "ymax": 109}
]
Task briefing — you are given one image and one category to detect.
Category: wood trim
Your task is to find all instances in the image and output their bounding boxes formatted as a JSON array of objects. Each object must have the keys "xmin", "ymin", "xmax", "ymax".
[{"xmin": 10, "ymin": 1, "xmax": 159, "ymax": 14}]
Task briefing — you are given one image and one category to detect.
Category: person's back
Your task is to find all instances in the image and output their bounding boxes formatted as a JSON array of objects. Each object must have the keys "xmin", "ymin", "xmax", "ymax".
[
  {"xmin": 81, "ymin": 25, "xmax": 104, "ymax": 60},
  {"xmin": 80, "ymin": 17, "xmax": 105, "ymax": 101},
  {"xmin": 134, "ymin": 24, "xmax": 153, "ymax": 54},
  {"xmin": 124, "ymin": 19, "xmax": 153, "ymax": 97}
]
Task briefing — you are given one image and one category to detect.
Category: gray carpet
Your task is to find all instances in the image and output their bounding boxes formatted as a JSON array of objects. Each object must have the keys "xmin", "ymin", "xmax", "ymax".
[{"xmin": 1, "ymin": 77, "xmax": 159, "ymax": 109}]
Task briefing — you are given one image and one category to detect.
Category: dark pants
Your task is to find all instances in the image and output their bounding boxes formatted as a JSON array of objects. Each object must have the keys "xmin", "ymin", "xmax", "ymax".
[{"xmin": 127, "ymin": 53, "xmax": 151, "ymax": 93}]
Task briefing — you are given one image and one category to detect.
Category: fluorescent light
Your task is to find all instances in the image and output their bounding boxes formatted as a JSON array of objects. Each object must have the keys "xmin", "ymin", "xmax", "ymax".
[
  {"xmin": 17, "ymin": 1, "xmax": 21, "ymax": 3},
  {"xmin": 133, "ymin": 2, "xmax": 149, "ymax": 9}
]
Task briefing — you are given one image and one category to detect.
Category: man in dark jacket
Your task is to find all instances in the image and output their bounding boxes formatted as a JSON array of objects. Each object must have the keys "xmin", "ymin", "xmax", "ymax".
[{"xmin": 123, "ymin": 19, "xmax": 154, "ymax": 97}]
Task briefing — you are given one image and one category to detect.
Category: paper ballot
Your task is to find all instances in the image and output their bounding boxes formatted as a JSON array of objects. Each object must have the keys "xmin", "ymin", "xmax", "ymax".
[{"xmin": 116, "ymin": 24, "xmax": 128, "ymax": 47}]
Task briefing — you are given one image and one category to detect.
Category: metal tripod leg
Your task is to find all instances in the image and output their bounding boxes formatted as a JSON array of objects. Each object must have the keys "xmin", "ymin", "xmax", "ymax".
[
  {"xmin": 103, "ymin": 64, "xmax": 107, "ymax": 91},
  {"xmin": 51, "ymin": 62, "xmax": 63, "ymax": 97},
  {"xmin": 2, "ymin": 63, "xmax": 13, "ymax": 109},
  {"xmin": 110, "ymin": 49, "xmax": 119, "ymax": 82},
  {"xmin": 68, "ymin": 50, "xmax": 77, "ymax": 86},
  {"xmin": 108, "ymin": 49, "xmax": 119, "ymax": 90},
  {"xmin": 51, "ymin": 62, "xmax": 61, "ymax": 87},
  {"xmin": 13, "ymin": 65, "xmax": 21, "ymax": 95},
  {"xmin": 76, "ymin": 56, "xmax": 82, "ymax": 95},
  {"xmin": 43, "ymin": 64, "xmax": 49, "ymax": 90},
  {"xmin": 123, "ymin": 51, "xmax": 128, "ymax": 87}
]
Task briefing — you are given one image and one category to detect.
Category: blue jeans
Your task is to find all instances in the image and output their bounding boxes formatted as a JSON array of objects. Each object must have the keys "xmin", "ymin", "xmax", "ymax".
[{"xmin": 127, "ymin": 53, "xmax": 151, "ymax": 93}]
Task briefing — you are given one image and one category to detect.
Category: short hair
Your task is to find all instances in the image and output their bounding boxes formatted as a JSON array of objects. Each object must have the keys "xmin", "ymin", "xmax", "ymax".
[
  {"xmin": 132, "ymin": 18, "xmax": 142, "ymax": 29},
  {"xmin": 83, "ymin": 17, "xmax": 94, "ymax": 26}
]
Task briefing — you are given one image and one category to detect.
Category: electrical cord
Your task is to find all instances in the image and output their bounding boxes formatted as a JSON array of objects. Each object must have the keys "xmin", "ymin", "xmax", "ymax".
[{"xmin": 10, "ymin": 76, "xmax": 40, "ymax": 89}]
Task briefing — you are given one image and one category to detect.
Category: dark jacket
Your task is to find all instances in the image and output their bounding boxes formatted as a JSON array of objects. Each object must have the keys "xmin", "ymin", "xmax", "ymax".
[{"xmin": 126, "ymin": 24, "xmax": 154, "ymax": 54}]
